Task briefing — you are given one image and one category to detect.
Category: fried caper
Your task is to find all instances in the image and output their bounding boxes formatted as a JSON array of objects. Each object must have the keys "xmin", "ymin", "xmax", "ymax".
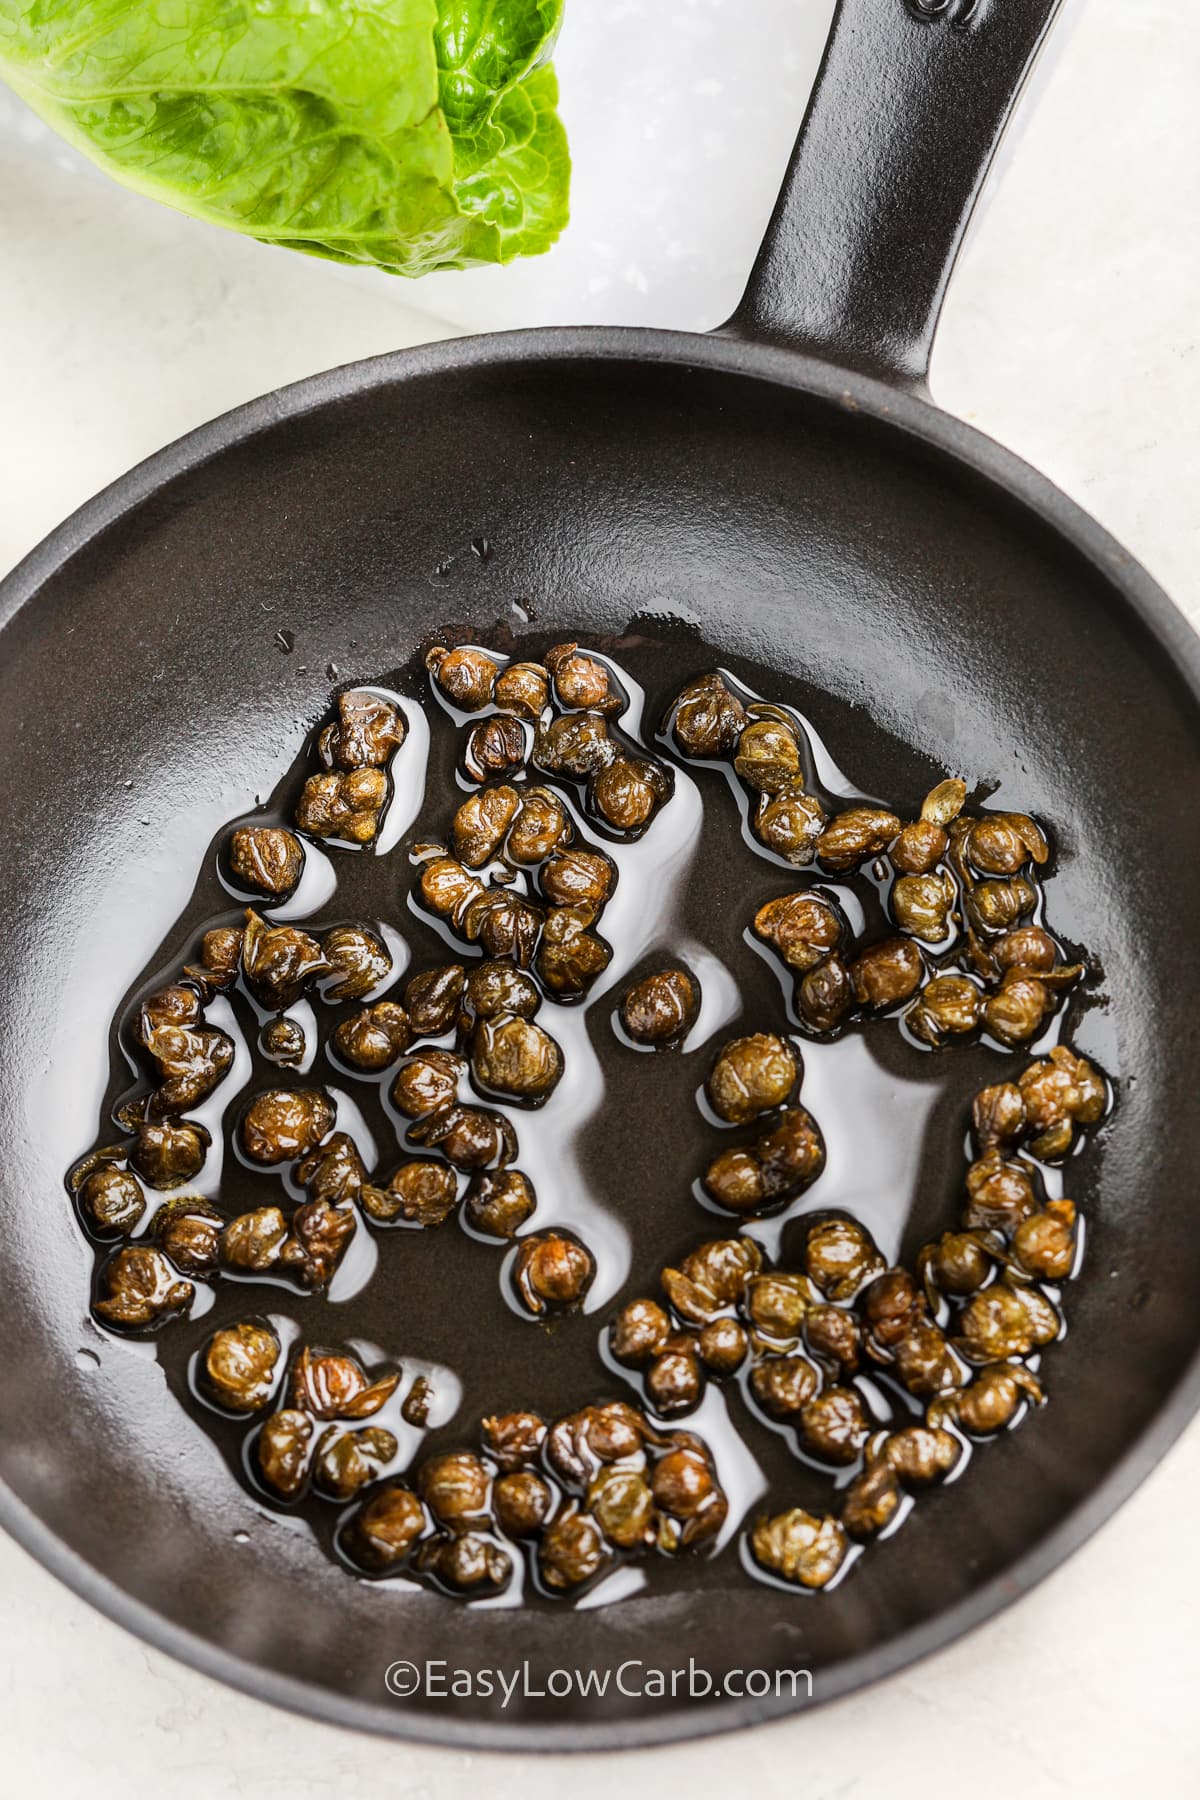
[
  {"xmin": 796, "ymin": 956, "xmax": 855, "ymax": 1033},
  {"xmin": 94, "ymin": 1246, "xmax": 194, "ymax": 1330},
  {"xmin": 586, "ymin": 1466, "xmax": 655, "ymax": 1549},
  {"xmin": 312, "ymin": 1425, "xmax": 398, "ymax": 1501},
  {"xmin": 403, "ymin": 963, "xmax": 467, "ymax": 1037},
  {"xmin": 958, "ymin": 1279, "xmax": 1060, "ymax": 1361},
  {"xmin": 154, "ymin": 1196, "xmax": 222, "ymax": 1274},
  {"xmin": 546, "ymin": 642, "xmax": 622, "ymax": 713},
  {"xmin": 321, "ymin": 925, "xmax": 391, "ymax": 1000},
  {"xmin": 750, "ymin": 1509, "xmax": 848, "ymax": 1588},
  {"xmin": 242, "ymin": 908, "xmax": 327, "ymax": 1009},
  {"xmin": 134, "ymin": 982, "xmax": 200, "ymax": 1047},
  {"xmin": 240, "ymin": 1088, "xmax": 335, "ymax": 1164},
  {"xmin": 610, "ymin": 1298, "xmax": 672, "ymax": 1365},
  {"xmin": 260, "ymin": 1015, "xmax": 307, "ymax": 1066},
  {"xmin": 481, "ymin": 1410, "xmax": 547, "ymax": 1470},
  {"xmin": 804, "ymin": 1304, "xmax": 862, "ymax": 1373},
  {"xmin": 706, "ymin": 1033, "xmax": 798, "ymax": 1125},
  {"xmin": 347, "ymin": 1484, "xmax": 427, "ymax": 1570},
  {"xmin": 799, "ymin": 1386, "xmax": 870, "ymax": 1465},
  {"xmin": 1018, "ymin": 1046, "xmax": 1107, "ymax": 1159},
  {"xmin": 463, "ymin": 715, "xmax": 528, "ymax": 783},
  {"xmin": 280, "ymin": 1197, "xmax": 357, "ymax": 1288},
  {"xmin": 590, "ymin": 755, "xmax": 672, "ymax": 834},
  {"xmin": 362, "ymin": 1160, "xmax": 459, "ymax": 1227},
  {"xmin": 753, "ymin": 889, "xmax": 844, "ymax": 971},
  {"xmin": 300, "ymin": 1132, "xmax": 368, "ymax": 1207},
  {"xmin": 536, "ymin": 905, "xmax": 612, "ymax": 999},
  {"xmin": 860, "ymin": 1268, "xmax": 924, "ymax": 1350},
  {"xmin": 1012, "ymin": 1198, "xmax": 1078, "ymax": 1280},
  {"xmin": 892, "ymin": 870, "xmax": 956, "ymax": 941},
  {"xmin": 805, "ymin": 1217, "xmax": 887, "ymax": 1301},
  {"xmin": 734, "ymin": 717, "xmax": 802, "ymax": 792},
  {"xmin": 409, "ymin": 1103, "xmax": 517, "ymax": 1171},
  {"xmin": 962, "ymin": 1150, "xmax": 1038, "ymax": 1233},
  {"xmin": 391, "ymin": 1048, "xmax": 465, "ymax": 1119},
  {"xmin": 506, "ymin": 787, "xmax": 570, "ymax": 863},
  {"xmin": 513, "ymin": 1232, "xmax": 595, "ymax": 1316},
  {"xmin": 745, "ymin": 1270, "xmax": 814, "ymax": 1336},
  {"xmin": 419, "ymin": 857, "xmax": 485, "ymax": 926},
  {"xmin": 618, "ymin": 967, "xmax": 698, "ymax": 1046},
  {"xmin": 534, "ymin": 710, "xmax": 615, "ymax": 779},
  {"xmin": 220, "ymin": 1206, "xmax": 288, "ymax": 1271},
  {"xmin": 704, "ymin": 1105, "xmax": 825, "ymax": 1215},
  {"xmin": 993, "ymin": 924, "xmax": 1058, "ymax": 973},
  {"xmin": 983, "ymin": 974, "xmax": 1050, "ymax": 1047},
  {"xmin": 816, "ymin": 807, "xmax": 901, "ymax": 872},
  {"xmin": 917, "ymin": 1229, "xmax": 996, "ymax": 1302},
  {"xmin": 906, "ymin": 973, "xmax": 981, "ymax": 1046},
  {"xmin": 963, "ymin": 811, "xmax": 1049, "ymax": 875},
  {"xmin": 185, "ymin": 925, "xmax": 242, "ymax": 995},
  {"xmin": 129, "ymin": 1117, "xmax": 211, "ymax": 1189},
  {"xmin": 333, "ymin": 999, "xmax": 411, "ymax": 1071},
  {"xmin": 79, "ymin": 1165, "xmax": 146, "ymax": 1235},
  {"xmin": 318, "ymin": 688, "xmax": 406, "ymax": 769},
  {"xmin": 540, "ymin": 847, "xmax": 615, "ymax": 914},
  {"xmin": 426, "ymin": 644, "xmax": 499, "ymax": 711},
  {"xmin": 849, "ymin": 937, "xmax": 924, "ymax": 1008},
  {"xmin": 750, "ymin": 1355, "xmax": 819, "ymax": 1418},
  {"xmin": 652, "ymin": 1444, "xmax": 726, "ymax": 1548},
  {"xmin": 256, "ymin": 1409, "xmax": 313, "ymax": 1500},
  {"xmin": 295, "ymin": 767, "xmax": 387, "ymax": 844},
  {"xmin": 547, "ymin": 1402, "xmax": 646, "ymax": 1483},
  {"xmin": 841, "ymin": 1460, "xmax": 902, "ymax": 1540},
  {"xmin": 462, "ymin": 888, "xmax": 544, "ymax": 965},
  {"xmin": 891, "ymin": 778, "xmax": 966, "ymax": 874},
  {"xmin": 463, "ymin": 1168, "xmax": 537, "ymax": 1238},
  {"xmin": 941, "ymin": 1362, "xmax": 1044, "ymax": 1435},
  {"xmin": 228, "ymin": 825, "xmax": 303, "ymax": 897},
  {"xmin": 494, "ymin": 1470, "xmax": 555, "ymax": 1538},
  {"xmin": 452, "ymin": 784, "xmax": 521, "ymax": 868},
  {"xmin": 754, "ymin": 786, "xmax": 827, "ymax": 864},
  {"xmin": 890, "ymin": 1318, "xmax": 965, "ymax": 1399},
  {"xmin": 421, "ymin": 1531, "xmax": 513, "ymax": 1594},
  {"xmin": 289, "ymin": 1346, "xmax": 400, "ymax": 1419},
  {"xmin": 882, "ymin": 1424, "xmax": 962, "ymax": 1487},
  {"xmin": 539, "ymin": 1508, "xmax": 609, "ymax": 1590},
  {"xmin": 645, "ymin": 1347, "xmax": 705, "ymax": 1416},
  {"xmin": 967, "ymin": 874, "xmax": 1038, "ymax": 933},
  {"xmin": 419, "ymin": 1451, "xmax": 491, "ymax": 1523},
  {"xmin": 202, "ymin": 1320, "xmax": 281, "ymax": 1413},
  {"xmin": 670, "ymin": 672, "xmax": 746, "ymax": 759},
  {"xmin": 471, "ymin": 1014, "xmax": 563, "ymax": 1107},
  {"xmin": 494, "ymin": 660, "xmax": 550, "ymax": 720}
]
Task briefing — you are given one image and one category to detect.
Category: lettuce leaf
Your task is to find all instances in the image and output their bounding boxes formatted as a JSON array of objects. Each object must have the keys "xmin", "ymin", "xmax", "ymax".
[{"xmin": 0, "ymin": 0, "xmax": 569, "ymax": 275}]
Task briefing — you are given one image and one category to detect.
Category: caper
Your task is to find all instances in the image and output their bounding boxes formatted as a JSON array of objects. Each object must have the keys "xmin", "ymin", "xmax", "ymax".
[
  {"xmin": 142, "ymin": 1022, "xmax": 235, "ymax": 1115},
  {"xmin": 645, "ymin": 1347, "xmax": 704, "ymax": 1416},
  {"xmin": 750, "ymin": 1355, "xmax": 819, "ymax": 1418},
  {"xmin": 546, "ymin": 1402, "xmax": 645, "ymax": 1483},
  {"xmin": 917, "ymin": 1229, "xmax": 995, "ymax": 1301},
  {"xmin": 261, "ymin": 1015, "xmax": 307, "ymax": 1066},
  {"xmin": 295, "ymin": 767, "xmax": 387, "ymax": 844},
  {"xmin": 129, "ymin": 1116, "xmax": 211, "ymax": 1189},
  {"xmin": 419, "ymin": 857, "xmax": 485, "ymax": 926},
  {"xmin": 590, "ymin": 755, "xmax": 672, "ymax": 834},
  {"xmin": 890, "ymin": 1319, "xmax": 965, "ymax": 1399},
  {"xmin": 403, "ymin": 963, "xmax": 467, "ymax": 1037},
  {"xmin": 882, "ymin": 1425, "xmax": 962, "ymax": 1487},
  {"xmin": 706, "ymin": 1032, "xmax": 798, "ymax": 1125},
  {"xmin": 299, "ymin": 1135, "xmax": 370, "ymax": 1211},
  {"xmin": 703, "ymin": 1104, "xmax": 825, "ymax": 1215},
  {"xmin": 242, "ymin": 908, "xmax": 328, "ymax": 1009},
  {"xmin": 971, "ymin": 1081, "xmax": 1026, "ymax": 1151},
  {"xmin": 289, "ymin": 1346, "xmax": 400, "ymax": 1419},
  {"xmin": 534, "ymin": 710, "xmax": 615, "ymax": 779},
  {"xmin": 391, "ymin": 1048, "xmax": 465, "ymax": 1119},
  {"xmin": 750, "ymin": 1509, "xmax": 848, "ymax": 1588},
  {"xmin": 805, "ymin": 1217, "xmax": 886, "ymax": 1301},
  {"xmin": 185, "ymin": 925, "xmax": 242, "ymax": 995},
  {"xmin": 463, "ymin": 1168, "xmax": 537, "ymax": 1238},
  {"xmin": 536, "ymin": 906, "xmax": 612, "ymax": 1000},
  {"xmin": 506, "ymin": 787, "xmax": 570, "ymax": 863},
  {"xmin": 333, "ymin": 1000, "xmax": 411, "ymax": 1071},
  {"xmin": 240, "ymin": 1088, "xmax": 335, "ymax": 1164},
  {"xmin": 697, "ymin": 1317, "xmax": 749, "ymax": 1375},
  {"xmin": 734, "ymin": 717, "xmax": 802, "ymax": 792},
  {"xmin": 79, "ymin": 1165, "xmax": 146, "ymax": 1235},
  {"xmin": 907, "ymin": 973, "xmax": 981, "ymax": 1045},
  {"xmin": 651, "ymin": 1444, "xmax": 726, "ymax": 1547},
  {"xmin": 93, "ymin": 1246, "xmax": 194, "ymax": 1331},
  {"xmin": 256, "ymin": 1409, "xmax": 313, "ymax": 1500},
  {"xmin": 679, "ymin": 1236, "xmax": 762, "ymax": 1304},
  {"xmin": 426, "ymin": 644, "xmax": 499, "ymax": 711},
  {"xmin": 799, "ymin": 1386, "xmax": 869, "ymax": 1465},
  {"xmin": 202, "ymin": 1320, "xmax": 280, "ymax": 1412},
  {"xmin": 281, "ymin": 1197, "xmax": 357, "ymax": 1289},
  {"xmin": 618, "ymin": 967, "xmax": 698, "ymax": 1046},
  {"xmin": 753, "ymin": 889, "xmax": 844, "ymax": 971},
  {"xmin": 804, "ymin": 1304, "xmax": 862, "ymax": 1373},
  {"xmin": 481, "ymin": 1410, "xmax": 546, "ymax": 1469},
  {"xmin": 409, "ymin": 1103, "xmax": 517, "ymax": 1171},
  {"xmin": 849, "ymin": 937, "xmax": 924, "ymax": 1008},
  {"xmin": 465, "ymin": 959, "xmax": 541, "ymax": 1021},
  {"xmin": 745, "ymin": 1271, "xmax": 813, "ymax": 1336},
  {"xmin": 815, "ymin": 807, "xmax": 901, "ymax": 872},
  {"xmin": 513, "ymin": 1232, "xmax": 595, "ymax": 1316},
  {"xmin": 546, "ymin": 642, "xmax": 621, "ymax": 713},
  {"xmin": 464, "ymin": 715, "xmax": 528, "ymax": 784},
  {"xmin": 610, "ymin": 1298, "xmax": 672, "ymax": 1365},
  {"xmin": 670, "ymin": 673, "xmax": 746, "ymax": 759},
  {"xmin": 471, "ymin": 1014, "xmax": 564, "ymax": 1107},
  {"xmin": 964, "ymin": 812, "xmax": 1049, "ymax": 875},
  {"xmin": 993, "ymin": 924, "xmax": 1058, "ymax": 973},
  {"xmin": 318, "ymin": 689, "xmax": 406, "ymax": 769},
  {"xmin": 154, "ymin": 1196, "xmax": 222, "ymax": 1274},
  {"xmin": 983, "ymin": 975, "xmax": 1050, "ymax": 1047},
  {"xmin": 860, "ymin": 1269, "xmax": 924, "ymax": 1350},
  {"xmin": 361, "ymin": 1160, "xmax": 459, "ymax": 1227},
  {"xmin": 419, "ymin": 1451, "xmax": 490, "ymax": 1522},
  {"xmin": 540, "ymin": 847, "xmax": 615, "ymax": 913},
  {"xmin": 539, "ymin": 1508, "xmax": 609, "ymax": 1590},
  {"xmin": 312, "ymin": 1425, "xmax": 398, "ymax": 1501},
  {"xmin": 347, "ymin": 1484, "xmax": 427, "ymax": 1570},
  {"xmin": 589, "ymin": 1467, "xmax": 656, "ymax": 1550},
  {"xmin": 796, "ymin": 956, "xmax": 855, "ymax": 1033},
  {"xmin": 494, "ymin": 660, "xmax": 550, "ymax": 720},
  {"xmin": 228, "ymin": 825, "xmax": 303, "ymax": 897},
  {"xmin": 461, "ymin": 888, "xmax": 543, "ymax": 965},
  {"xmin": 958, "ymin": 1280, "xmax": 1060, "ymax": 1361},
  {"xmin": 452, "ymin": 784, "xmax": 521, "ymax": 868},
  {"xmin": 1018, "ymin": 1046, "xmax": 1106, "ymax": 1159},
  {"xmin": 220, "ymin": 1206, "xmax": 288, "ymax": 1271},
  {"xmin": 754, "ymin": 786, "xmax": 827, "ymax": 864},
  {"xmin": 968, "ymin": 875, "xmax": 1038, "ymax": 933},
  {"xmin": 494, "ymin": 1470, "xmax": 554, "ymax": 1538},
  {"xmin": 892, "ymin": 871, "xmax": 956, "ymax": 941},
  {"xmin": 318, "ymin": 925, "xmax": 390, "ymax": 1001},
  {"xmin": 841, "ymin": 1460, "xmax": 902, "ymax": 1540},
  {"xmin": 962, "ymin": 1150, "xmax": 1038, "ymax": 1233},
  {"xmin": 421, "ymin": 1532, "xmax": 513, "ymax": 1595},
  {"xmin": 948, "ymin": 1363, "xmax": 1044, "ymax": 1435},
  {"xmin": 1012, "ymin": 1199, "xmax": 1078, "ymax": 1279}
]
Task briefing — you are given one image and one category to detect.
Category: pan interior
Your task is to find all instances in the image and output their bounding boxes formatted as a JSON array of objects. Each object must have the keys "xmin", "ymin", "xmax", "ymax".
[{"xmin": 1, "ymin": 347, "xmax": 1196, "ymax": 1744}]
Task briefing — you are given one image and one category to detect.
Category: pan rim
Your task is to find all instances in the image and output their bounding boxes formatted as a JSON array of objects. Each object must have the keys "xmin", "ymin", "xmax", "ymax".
[{"xmin": 2, "ymin": 321, "xmax": 1198, "ymax": 1751}]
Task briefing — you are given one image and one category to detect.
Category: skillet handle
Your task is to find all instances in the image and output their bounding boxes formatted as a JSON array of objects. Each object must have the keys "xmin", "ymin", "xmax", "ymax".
[{"xmin": 725, "ymin": 0, "xmax": 1063, "ymax": 388}]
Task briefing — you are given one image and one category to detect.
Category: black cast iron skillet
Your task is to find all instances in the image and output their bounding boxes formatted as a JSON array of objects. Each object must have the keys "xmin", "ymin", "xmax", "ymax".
[{"xmin": 1, "ymin": 0, "xmax": 1198, "ymax": 1752}]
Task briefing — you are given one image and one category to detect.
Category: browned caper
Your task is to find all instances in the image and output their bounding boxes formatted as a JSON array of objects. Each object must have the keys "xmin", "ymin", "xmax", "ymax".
[
  {"xmin": 289, "ymin": 1346, "xmax": 400, "ymax": 1420},
  {"xmin": 993, "ymin": 924, "xmax": 1058, "ymax": 973},
  {"xmin": 419, "ymin": 857, "xmax": 485, "ymax": 926},
  {"xmin": 957, "ymin": 1280, "xmax": 1060, "ymax": 1362},
  {"xmin": 967, "ymin": 875, "xmax": 1038, "ymax": 933},
  {"xmin": 540, "ymin": 847, "xmax": 615, "ymax": 914},
  {"xmin": 539, "ymin": 1508, "xmax": 610, "ymax": 1590},
  {"xmin": 753, "ymin": 889, "xmax": 844, "ymax": 971},
  {"xmin": 610, "ymin": 1298, "xmax": 672, "ymax": 1364},
  {"xmin": 590, "ymin": 755, "xmax": 672, "ymax": 834},
  {"xmin": 546, "ymin": 642, "xmax": 622, "ymax": 713},
  {"xmin": 242, "ymin": 908, "xmax": 328, "ymax": 1009},
  {"xmin": 804, "ymin": 1304, "xmax": 862, "ymax": 1372},
  {"xmin": 1018, "ymin": 1046, "xmax": 1107, "ymax": 1159},
  {"xmin": 421, "ymin": 1531, "xmax": 513, "ymax": 1594},
  {"xmin": 882, "ymin": 1424, "xmax": 962, "ymax": 1487},
  {"xmin": 506, "ymin": 787, "xmax": 570, "ymax": 863},
  {"xmin": 463, "ymin": 714, "xmax": 528, "ymax": 783},
  {"xmin": 202, "ymin": 1320, "xmax": 280, "ymax": 1412},
  {"xmin": 495, "ymin": 1470, "xmax": 555, "ymax": 1538},
  {"xmin": 318, "ymin": 689, "xmax": 406, "ymax": 769},
  {"xmin": 816, "ymin": 806, "xmax": 901, "ymax": 872},
  {"xmin": 971, "ymin": 1081, "xmax": 1026, "ymax": 1151},
  {"xmin": 534, "ymin": 710, "xmax": 615, "ymax": 779},
  {"xmin": 891, "ymin": 778, "xmax": 966, "ymax": 875},
  {"xmin": 471, "ymin": 1014, "xmax": 563, "ymax": 1106},
  {"xmin": 750, "ymin": 1510, "xmax": 848, "ymax": 1588},
  {"xmin": 841, "ymin": 1460, "xmax": 902, "ymax": 1540},
  {"xmin": 547, "ymin": 1403, "xmax": 645, "ymax": 1482},
  {"xmin": 706, "ymin": 1032, "xmax": 798, "ymax": 1125},
  {"xmin": 280, "ymin": 1197, "xmax": 357, "ymax": 1289},
  {"xmin": 409, "ymin": 1103, "xmax": 517, "ymax": 1171},
  {"xmin": 419, "ymin": 1451, "xmax": 491, "ymax": 1523},
  {"xmin": 260, "ymin": 1015, "xmax": 307, "ymax": 1066},
  {"xmin": 462, "ymin": 888, "xmax": 544, "ymax": 965},
  {"xmin": 463, "ymin": 1167, "xmax": 537, "ymax": 1238},
  {"xmin": 347, "ymin": 1484, "xmax": 427, "ymax": 1570},
  {"xmin": 362, "ymin": 1160, "xmax": 459, "ymax": 1227},
  {"xmin": 588, "ymin": 1466, "xmax": 655, "ymax": 1549},
  {"xmin": 256, "ymin": 1409, "xmax": 314, "ymax": 1499},
  {"xmin": 240, "ymin": 1088, "xmax": 335, "ymax": 1164},
  {"xmin": 754, "ymin": 786, "xmax": 827, "ymax": 864},
  {"xmin": 228, "ymin": 825, "xmax": 303, "ymax": 898},
  {"xmin": 963, "ymin": 811, "xmax": 1048, "ymax": 875},
  {"xmin": 962, "ymin": 1150, "xmax": 1038, "ymax": 1233},
  {"xmin": 917, "ymin": 1229, "xmax": 996, "ymax": 1301},
  {"xmin": 618, "ymin": 967, "xmax": 698, "ymax": 1046},
  {"xmin": 513, "ymin": 1232, "xmax": 595, "ymax": 1316},
  {"xmin": 333, "ymin": 1000, "xmax": 411, "ymax": 1071},
  {"xmin": 536, "ymin": 905, "xmax": 612, "ymax": 1000},
  {"xmin": 799, "ymin": 1386, "xmax": 870, "ymax": 1464},
  {"xmin": 452, "ymin": 785, "xmax": 521, "ymax": 868},
  {"xmin": 129, "ymin": 1117, "xmax": 211, "ymax": 1189},
  {"xmin": 796, "ymin": 956, "xmax": 855, "ymax": 1033},
  {"xmin": 946, "ymin": 1363, "xmax": 1044, "ymax": 1435},
  {"xmin": 494, "ymin": 660, "xmax": 550, "ymax": 720},
  {"xmin": 297, "ymin": 1133, "xmax": 366, "ymax": 1206},
  {"xmin": 426, "ymin": 644, "xmax": 499, "ymax": 710},
  {"xmin": 322, "ymin": 925, "xmax": 391, "ymax": 1000},
  {"xmin": 154, "ymin": 1196, "xmax": 223, "ymax": 1274},
  {"xmin": 295, "ymin": 767, "xmax": 387, "ymax": 844},
  {"xmin": 697, "ymin": 1317, "xmax": 750, "ymax": 1375},
  {"xmin": 907, "ymin": 974, "xmax": 981, "ymax": 1046},
  {"xmin": 849, "ymin": 936, "xmax": 924, "ymax": 1008},
  {"xmin": 133, "ymin": 982, "xmax": 200, "ymax": 1046},
  {"xmin": 481, "ymin": 1410, "xmax": 547, "ymax": 1469},
  {"xmin": 645, "ymin": 1347, "xmax": 705, "ymax": 1416},
  {"xmin": 312, "ymin": 1425, "xmax": 398, "ymax": 1501},
  {"xmin": 464, "ymin": 960, "xmax": 541, "ymax": 1022},
  {"xmin": 734, "ymin": 717, "xmax": 802, "ymax": 792},
  {"xmin": 703, "ymin": 1104, "xmax": 826, "ymax": 1215},
  {"xmin": 403, "ymin": 963, "xmax": 467, "ymax": 1037},
  {"xmin": 185, "ymin": 925, "xmax": 242, "ymax": 995},
  {"xmin": 745, "ymin": 1270, "xmax": 813, "ymax": 1336},
  {"xmin": 983, "ymin": 974, "xmax": 1050, "ymax": 1047},
  {"xmin": 670, "ymin": 672, "xmax": 746, "ymax": 759},
  {"xmin": 93, "ymin": 1246, "xmax": 194, "ymax": 1330},
  {"xmin": 892, "ymin": 871, "xmax": 956, "ymax": 941},
  {"xmin": 750, "ymin": 1355, "xmax": 819, "ymax": 1418},
  {"xmin": 652, "ymin": 1443, "xmax": 727, "ymax": 1548},
  {"xmin": 1012, "ymin": 1198, "xmax": 1078, "ymax": 1279},
  {"xmin": 79, "ymin": 1165, "xmax": 146, "ymax": 1235},
  {"xmin": 391, "ymin": 1048, "xmax": 465, "ymax": 1118},
  {"xmin": 805, "ymin": 1217, "xmax": 886, "ymax": 1301},
  {"xmin": 220, "ymin": 1206, "xmax": 288, "ymax": 1271}
]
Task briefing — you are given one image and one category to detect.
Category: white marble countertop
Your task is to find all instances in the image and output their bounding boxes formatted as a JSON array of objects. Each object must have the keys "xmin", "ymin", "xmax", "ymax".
[{"xmin": 2, "ymin": 1, "xmax": 1198, "ymax": 1793}]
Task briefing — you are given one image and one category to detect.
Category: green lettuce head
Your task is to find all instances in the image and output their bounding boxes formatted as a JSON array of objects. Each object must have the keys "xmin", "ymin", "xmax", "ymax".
[{"xmin": 0, "ymin": 0, "xmax": 569, "ymax": 275}]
